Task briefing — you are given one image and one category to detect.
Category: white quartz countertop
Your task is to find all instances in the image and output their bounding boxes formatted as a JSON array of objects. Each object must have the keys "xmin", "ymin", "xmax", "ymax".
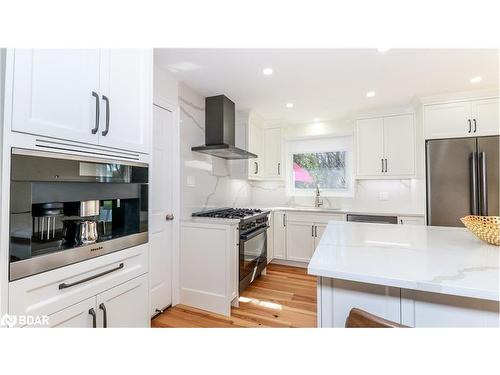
[
  {"xmin": 308, "ymin": 222, "xmax": 500, "ymax": 301},
  {"xmin": 249, "ymin": 206, "xmax": 425, "ymax": 217}
]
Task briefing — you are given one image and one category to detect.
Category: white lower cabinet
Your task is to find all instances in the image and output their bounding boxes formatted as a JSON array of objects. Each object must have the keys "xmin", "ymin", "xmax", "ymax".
[
  {"xmin": 9, "ymin": 244, "xmax": 150, "ymax": 328},
  {"xmin": 47, "ymin": 297, "xmax": 97, "ymax": 328},
  {"xmin": 318, "ymin": 277, "xmax": 401, "ymax": 328},
  {"xmin": 95, "ymin": 274, "xmax": 149, "ymax": 328},
  {"xmin": 317, "ymin": 277, "xmax": 500, "ymax": 328},
  {"xmin": 47, "ymin": 275, "xmax": 149, "ymax": 328},
  {"xmin": 401, "ymin": 290, "xmax": 500, "ymax": 328},
  {"xmin": 272, "ymin": 211, "xmax": 287, "ymax": 260},
  {"xmin": 274, "ymin": 211, "xmax": 345, "ymax": 263},
  {"xmin": 287, "ymin": 221, "xmax": 315, "ymax": 262}
]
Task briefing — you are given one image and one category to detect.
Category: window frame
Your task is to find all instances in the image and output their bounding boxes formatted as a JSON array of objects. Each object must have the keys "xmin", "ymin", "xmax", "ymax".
[{"xmin": 285, "ymin": 135, "xmax": 355, "ymax": 198}]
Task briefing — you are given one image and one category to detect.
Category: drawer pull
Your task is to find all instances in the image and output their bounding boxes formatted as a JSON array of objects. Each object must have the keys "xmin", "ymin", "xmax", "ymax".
[{"xmin": 58, "ymin": 263, "xmax": 124, "ymax": 290}]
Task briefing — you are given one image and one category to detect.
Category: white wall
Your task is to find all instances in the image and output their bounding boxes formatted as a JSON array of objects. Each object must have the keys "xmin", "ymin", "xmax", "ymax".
[{"xmin": 179, "ymin": 83, "xmax": 252, "ymax": 219}]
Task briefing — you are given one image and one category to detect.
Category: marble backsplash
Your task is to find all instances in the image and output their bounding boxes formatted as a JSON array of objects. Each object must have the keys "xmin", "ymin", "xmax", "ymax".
[{"xmin": 179, "ymin": 83, "xmax": 252, "ymax": 219}]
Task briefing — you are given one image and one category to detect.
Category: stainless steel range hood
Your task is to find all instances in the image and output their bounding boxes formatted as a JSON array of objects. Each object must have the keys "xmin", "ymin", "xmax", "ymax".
[{"xmin": 191, "ymin": 95, "xmax": 257, "ymax": 160}]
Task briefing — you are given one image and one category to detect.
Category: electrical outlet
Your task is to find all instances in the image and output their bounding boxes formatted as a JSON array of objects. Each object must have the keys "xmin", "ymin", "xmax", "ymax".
[
  {"xmin": 379, "ymin": 192, "xmax": 389, "ymax": 201},
  {"xmin": 186, "ymin": 175, "xmax": 196, "ymax": 187}
]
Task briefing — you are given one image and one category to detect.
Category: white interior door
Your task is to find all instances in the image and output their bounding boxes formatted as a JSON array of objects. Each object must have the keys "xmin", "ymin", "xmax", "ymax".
[
  {"xmin": 11, "ymin": 49, "xmax": 101, "ymax": 144},
  {"xmin": 150, "ymin": 104, "xmax": 174, "ymax": 316},
  {"xmin": 383, "ymin": 114, "xmax": 415, "ymax": 176},
  {"xmin": 356, "ymin": 118, "xmax": 384, "ymax": 176}
]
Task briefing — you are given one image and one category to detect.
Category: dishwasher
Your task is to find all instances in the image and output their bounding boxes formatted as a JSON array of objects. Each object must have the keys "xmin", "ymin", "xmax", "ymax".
[{"xmin": 346, "ymin": 214, "xmax": 398, "ymax": 224}]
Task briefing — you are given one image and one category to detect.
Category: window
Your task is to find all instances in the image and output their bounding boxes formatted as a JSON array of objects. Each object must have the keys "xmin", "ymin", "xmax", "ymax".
[
  {"xmin": 293, "ymin": 151, "xmax": 347, "ymax": 189},
  {"xmin": 286, "ymin": 135, "xmax": 354, "ymax": 197}
]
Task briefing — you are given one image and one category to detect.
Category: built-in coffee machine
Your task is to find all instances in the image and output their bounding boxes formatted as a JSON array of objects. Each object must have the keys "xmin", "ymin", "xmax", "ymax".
[{"xmin": 9, "ymin": 149, "xmax": 148, "ymax": 281}]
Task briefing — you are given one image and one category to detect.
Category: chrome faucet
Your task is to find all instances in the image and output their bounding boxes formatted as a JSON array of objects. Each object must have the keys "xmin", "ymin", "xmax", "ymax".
[{"xmin": 314, "ymin": 184, "xmax": 324, "ymax": 207}]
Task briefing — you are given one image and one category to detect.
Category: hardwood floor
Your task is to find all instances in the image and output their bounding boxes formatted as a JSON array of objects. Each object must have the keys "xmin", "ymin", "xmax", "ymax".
[{"xmin": 152, "ymin": 263, "xmax": 317, "ymax": 328}]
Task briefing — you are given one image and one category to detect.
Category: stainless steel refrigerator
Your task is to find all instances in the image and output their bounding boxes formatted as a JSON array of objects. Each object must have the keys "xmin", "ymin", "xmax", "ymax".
[{"xmin": 426, "ymin": 136, "xmax": 499, "ymax": 227}]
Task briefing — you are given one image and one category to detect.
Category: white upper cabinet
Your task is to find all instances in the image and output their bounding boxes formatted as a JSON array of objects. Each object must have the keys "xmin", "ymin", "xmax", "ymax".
[
  {"xmin": 9, "ymin": 49, "xmax": 152, "ymax": 154},
  {"xmin": 424, "ymin": 97, "xmax": 499, "ymax": 139},
  {"xmin": 356, "ymin": 117, "xmax": 384, "ymax": 176},
  {"xmin": 247, "ymin": 112, "xmax": 264, "ymax": 179},
  {"xmin": 383, "ymin": 114, "xmax": 415, "ymax": 176},
  {"xmin": 98, "ymin": 49, "xmax": 152, "ymax": 153},
  {"xmin": 355, "ymin": 114, "xmax": 415, "ymax": 178},
  {"xmin": 263, "ymin": 127, "xmax": 283, "ymax": 178},
  {"xmin": 246, "ymin": 111, "xmax": 283, "ymax": 180},
  {"xmin": 11, "ymin": 49, "xmax": 101, "ymax": 144}
]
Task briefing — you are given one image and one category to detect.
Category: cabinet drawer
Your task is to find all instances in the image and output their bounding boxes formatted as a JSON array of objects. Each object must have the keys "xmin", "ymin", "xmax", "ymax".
[
  {"xmin": 9, "ymin": 243, "xmax": 149, "ymax": 317},
  {"xmin": 287, "ymin": 211, "xmax": 345, "ymax": 224}
]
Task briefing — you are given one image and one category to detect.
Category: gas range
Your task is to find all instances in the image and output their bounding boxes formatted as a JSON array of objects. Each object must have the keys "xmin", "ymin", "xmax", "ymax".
[{"xmin": 192, "ymin": 207, "xmax": 270, "ymax": 224}]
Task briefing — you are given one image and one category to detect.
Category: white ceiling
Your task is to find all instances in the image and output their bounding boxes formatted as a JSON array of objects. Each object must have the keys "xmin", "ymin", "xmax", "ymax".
[{"xmin": 154, "ymin": 49, "xmax": 499, "ymax": 124}]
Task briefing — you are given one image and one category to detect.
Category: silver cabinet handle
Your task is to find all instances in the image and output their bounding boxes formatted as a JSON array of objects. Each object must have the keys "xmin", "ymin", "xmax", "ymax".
[
  {"xmin": 278, "ymin": 163, "xmax": 281, "ymax": 175},
  {"xmin": 282, "ymin": 213, "xmax": 286, "ymax": 227},
  {"xmin": 165, "ymin": 214, "xmax": 174, "ymax": 221},
  {"xmin": 91, "ymin": 91, "xmax": 100, "ymax": 134},
  {"xmin": 381, "ymin": 158, "xmax": 384, "ymax": 173},
  {"xmin": 101, "ymin": 95, "xmax": 110, "ymax": 136},
  {"xmin": 385, "ymin": 158, "xmax": 388, "ymax": 173},
  {"xmin": 254, "ymin": 162, "xmax": 258, "ymax": 174}
]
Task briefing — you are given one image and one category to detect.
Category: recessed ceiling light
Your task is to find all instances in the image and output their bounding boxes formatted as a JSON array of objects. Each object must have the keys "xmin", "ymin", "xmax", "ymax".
[
  {"xmin": 377, "ymin": 48, "xmax": 390, "ymax": 52},
  {"xmin": 470, "ymin": 76, "xmax": 483, "ymax": 83},
  {"xmin": 313, "ymin": 117, "xmax": 320, "ymax": 122},
  {"xmin": 286, "ymin": 103, "xmax": 294, "ymax": 108},
  {"xmin": 262, "ymin": 67, "xmax": 273, "ymax": 76},
  {"xmin": 366, "ymin": 91, "xmax": 376, "ymax": 98}
]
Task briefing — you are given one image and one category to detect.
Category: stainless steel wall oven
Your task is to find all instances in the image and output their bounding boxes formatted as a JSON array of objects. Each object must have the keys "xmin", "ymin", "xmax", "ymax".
[{"xmin": 9, "ymin": 149, "xmax": 148, "ymax": 281}]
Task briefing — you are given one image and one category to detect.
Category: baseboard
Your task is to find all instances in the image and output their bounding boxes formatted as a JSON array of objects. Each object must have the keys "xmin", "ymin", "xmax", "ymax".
[{"xmin": 270, "ymin": 258, "xmax": 309, "ymax": 269}]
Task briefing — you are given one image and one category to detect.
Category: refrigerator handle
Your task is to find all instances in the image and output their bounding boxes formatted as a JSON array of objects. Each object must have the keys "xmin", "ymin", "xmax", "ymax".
[
  {"xmin": 469, "ymin": 152, "xmax": 479, "ymax": 215},
  {"xmin": 479, "ymin": 151, "xmax": 488, "ymax": 216}
]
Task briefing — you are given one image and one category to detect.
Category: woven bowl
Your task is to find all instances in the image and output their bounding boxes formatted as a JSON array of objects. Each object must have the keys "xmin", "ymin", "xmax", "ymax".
[{"xmin": 460, "ymin": 215, "xmax": 500, "ymax": 246}]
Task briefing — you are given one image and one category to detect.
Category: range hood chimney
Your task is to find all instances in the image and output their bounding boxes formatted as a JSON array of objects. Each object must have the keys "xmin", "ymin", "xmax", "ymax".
[{"xmin": 191, "ymin": 95, "xmax": 257, "ymax": 160}]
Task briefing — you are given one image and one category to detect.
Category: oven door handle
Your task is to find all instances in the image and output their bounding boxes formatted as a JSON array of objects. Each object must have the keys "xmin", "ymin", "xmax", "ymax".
[{"xmin": 240, "ymin": 226, "xmax": 269, "ymax": 241}]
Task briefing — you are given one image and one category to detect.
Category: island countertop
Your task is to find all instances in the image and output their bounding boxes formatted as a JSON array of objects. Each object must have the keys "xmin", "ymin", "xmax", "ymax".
[{"xmin": 307, "ymin": 222, "xmax": 500, "ymax": 301}]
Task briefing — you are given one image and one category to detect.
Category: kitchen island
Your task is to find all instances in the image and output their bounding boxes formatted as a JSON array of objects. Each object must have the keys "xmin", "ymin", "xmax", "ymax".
[{"xmin": 308, "ymin": 222, "xmax": 500, "ymax": 327}]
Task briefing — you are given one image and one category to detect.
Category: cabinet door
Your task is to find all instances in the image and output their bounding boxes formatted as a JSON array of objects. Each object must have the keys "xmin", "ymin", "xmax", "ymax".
[
  {"xmin": 314, "ymin": 223, "xmax": 327, "ymax": 248},
  {"xmin": 424, "ymin": 101, "xmax": 471, "ymax": 139},
  {"xmin": 383, "ymin": 114, "xmax": 415, "ymax": 176},
  {"xmin": 247, "ymin": 113, "xmax": 263, "ymax": 179},
  {"xmin": 286, "ymin": 221, "xmax": 315, "ymax": 262},
  {"xmin": 471, "ymin": 98, "xmax": 499, "ymax": 136},
  {"xmin": 11, "ymin": 49, "xmax": 101, "ymax": 144},
  {"xmin": 47, "ymin": 297, "xmax": 96, "ymax": 328},
  {"xmin": 96, "ymin": 274, "xmax": 149, "ymax": 328},
  {"xmin": 273, "ymin": 211, "xmax": 287, "ymax": 259},
  {"xmin": 263, "ymin": 127, "xmax": 283, "ymax": 179},
  {"xmin": 98, "ymin": 49, "xmax": 152, "ymax": 153},
  {"xmin": 356, "ymin": 118, "xmax": 384, "ymax": 176}
]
